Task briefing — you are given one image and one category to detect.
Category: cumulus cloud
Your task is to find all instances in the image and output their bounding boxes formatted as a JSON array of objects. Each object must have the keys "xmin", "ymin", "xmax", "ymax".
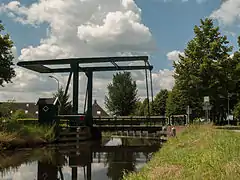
[
  {"xmin": 0, "ymin": 0, "xmax": 174, "ymax": 109},
  {"xmin": 210, "ymin": 0, "xmax": 240, "ymax": 26},
  {"xmin": 166, "ymin": 50, "xmax": 184, "ymax": 62}
]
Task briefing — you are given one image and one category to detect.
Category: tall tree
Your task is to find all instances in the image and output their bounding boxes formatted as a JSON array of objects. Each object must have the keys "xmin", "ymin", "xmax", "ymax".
[
  {"xmin": 105, "ymin": 72, "xmax": 138, "ymax": 116},
  {"xmin": 53, "ymin": 86, "xmax": 72, "ymax": 115},
  {"xmin": 166, "ymin": 88, "xmax": 186, "ymax": 117},
  {"xmin": 172, "ymin": 18, "xmax": 233, "ymax": 122},
  {"xmin": 0, "ymin": 21, "xmax": 16, "ymax": 86},
  {"xmin": 152, "ymin": 89, "xmax": 169, "ymax": 116},
  {"xmin": 231, "ymin": 36, "xmax": 240, "ymax": 119}
]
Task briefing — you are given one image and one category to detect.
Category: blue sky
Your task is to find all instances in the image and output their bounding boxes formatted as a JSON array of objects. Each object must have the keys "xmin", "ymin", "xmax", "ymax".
[
  {"xmin": 0, "ymin": 0, "xmax": 239, "ymax": 103},
  {"xmin": 1, "ymin": 0, "xmax": 237, "ymax": 71}
]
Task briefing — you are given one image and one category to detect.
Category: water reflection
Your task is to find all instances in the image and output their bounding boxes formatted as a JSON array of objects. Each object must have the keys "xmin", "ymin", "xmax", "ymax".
[{"xmin": 0, "ymin": 138, "xmax": 162, "ymax": 180}]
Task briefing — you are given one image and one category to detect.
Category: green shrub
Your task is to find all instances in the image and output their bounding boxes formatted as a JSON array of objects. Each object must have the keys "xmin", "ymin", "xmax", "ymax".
[{"xmin": 11, "ymin": 109, "xmax": 34, "ymax": 120}]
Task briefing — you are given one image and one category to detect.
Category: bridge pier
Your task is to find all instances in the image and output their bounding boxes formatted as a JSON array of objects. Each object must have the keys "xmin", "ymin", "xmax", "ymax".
[{"xmin": 90, "ymin": 127, "xmax": 102, "ymax": 140}]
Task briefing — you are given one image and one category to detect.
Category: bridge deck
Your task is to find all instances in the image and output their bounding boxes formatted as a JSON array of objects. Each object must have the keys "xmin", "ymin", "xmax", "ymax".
[{"xmin": 94, "ymin": 125, "xmax": 163, "ymax": 132}]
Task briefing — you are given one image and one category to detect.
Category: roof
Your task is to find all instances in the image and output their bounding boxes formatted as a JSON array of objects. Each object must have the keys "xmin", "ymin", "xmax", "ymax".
[
  {"xmin": 92, "ymin": 100, "xmax": 109, "ymax": 116},
  {"xmin": 0, "ymin": 102, "xmax": 38, "ymax": 118},
  {"xmin": 36, "ymin": 97, "xmax": 60, "ymax": 105},
  {"xmin": 16, "ymin": 56, "xmax": 153, "ymax": 73}
]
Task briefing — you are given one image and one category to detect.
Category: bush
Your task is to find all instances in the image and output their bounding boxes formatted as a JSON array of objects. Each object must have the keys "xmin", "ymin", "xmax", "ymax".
[{"xmin": 11, "ymin": 109, "xmax": 34, "ymax": 120}]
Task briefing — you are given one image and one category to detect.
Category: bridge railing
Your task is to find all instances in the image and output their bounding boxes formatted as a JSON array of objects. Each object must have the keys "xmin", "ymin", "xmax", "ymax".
[{"xmin": 93, "ymin": 116, "xmax": 168, "ymax": 126}]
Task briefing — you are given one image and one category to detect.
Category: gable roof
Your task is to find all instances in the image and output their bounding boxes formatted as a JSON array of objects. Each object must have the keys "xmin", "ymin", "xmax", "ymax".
[
  {"xmin": 36, "ymin": 97, "xmax": 60, "ymax": 106},
  {"xmin": 92, "ymin": 100, "xmax": 109, "ymax": 116}
]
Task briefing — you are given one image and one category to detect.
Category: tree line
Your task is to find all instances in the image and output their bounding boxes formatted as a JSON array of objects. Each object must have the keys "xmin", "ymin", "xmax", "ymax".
[{"xmin": 105, "ymin": 18, "xmax": 240, "ymax": 124}]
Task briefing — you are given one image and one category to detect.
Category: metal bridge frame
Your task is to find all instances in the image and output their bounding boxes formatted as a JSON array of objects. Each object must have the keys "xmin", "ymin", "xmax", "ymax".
[{"xmin": 17, "ymin": 56, "xmax": 154, "ymax": 127}]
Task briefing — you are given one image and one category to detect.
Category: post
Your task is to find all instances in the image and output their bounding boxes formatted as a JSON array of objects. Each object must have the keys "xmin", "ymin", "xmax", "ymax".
[
  {"xmin": 228, "ymin": 93, "xmax": 230, "ymax": 126},
  {"xmin": 71, "ymin": 63, "xmax": 79, "ymax": 114},
  {"xmin": 49, "ymin": 75, "xmax": 60, "ymax": 91},
  {"xmin": 187, "ymin": 105, "xmax": 190, "ymax": 125},
  {"xmin": 86, "ymin": 71, "xmax": 93, "ymax": 127},
  {"xmin": 64, "ymin": 72, "xmax": 72, "ymax": 97},
  {"xmin": 72, "ymin": 167, "xmax": 77, "ymax": 180},
  {"xmin": 144, "ymin": 60, "xmax": 150, "ymax": 117}
]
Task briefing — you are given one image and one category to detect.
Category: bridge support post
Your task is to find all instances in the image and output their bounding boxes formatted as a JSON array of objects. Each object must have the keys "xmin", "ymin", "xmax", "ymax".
[
  {"xmin": 86, "ymin": 70, "xmax": 93, "ymax": 127},
  {"xmin": 72, "ymin": 63, "xmax": 79, "ymax": 114}
]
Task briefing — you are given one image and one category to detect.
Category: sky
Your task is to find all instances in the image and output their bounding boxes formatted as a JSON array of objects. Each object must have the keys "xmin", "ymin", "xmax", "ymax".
[{"xmin": 0, "ymin": 0, "xmax": 239, "ymax": 111}]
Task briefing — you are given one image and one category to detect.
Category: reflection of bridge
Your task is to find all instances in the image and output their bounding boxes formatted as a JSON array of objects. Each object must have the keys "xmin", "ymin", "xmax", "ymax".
[{"xmin": 37, "ymin": 141, "xmax": 161, "ymax": 180}]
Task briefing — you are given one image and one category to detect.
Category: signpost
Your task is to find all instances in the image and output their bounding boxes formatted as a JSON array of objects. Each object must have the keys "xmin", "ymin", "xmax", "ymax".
[
  {"xmin": 203, "ymin": 96, "xmax": 212, "ymax": 122},
  {"xmin": 186, "ymin": 105, "xmax": 192, "ymax": 124}
]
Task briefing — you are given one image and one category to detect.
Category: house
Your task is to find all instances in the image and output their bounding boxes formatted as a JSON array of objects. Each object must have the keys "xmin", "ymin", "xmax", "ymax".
[
  {"xmin": 0, "ymin": 99, "xmax": 108, "ymax": 118},
  {"xmin": 0, "ymin": 102, "xmax": 38, "ymax": 118},
  {"xmin": 92, "ymin": 100, "xmax": 109, "ymax": 116}
]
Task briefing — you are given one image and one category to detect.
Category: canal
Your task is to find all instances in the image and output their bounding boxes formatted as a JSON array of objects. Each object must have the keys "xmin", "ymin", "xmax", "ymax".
[{"xmin": 0, "ymin": 137, "xmax": 163, "ymax": 180}]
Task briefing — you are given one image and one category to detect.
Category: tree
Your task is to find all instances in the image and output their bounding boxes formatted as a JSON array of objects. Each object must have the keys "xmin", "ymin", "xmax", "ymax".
[
  {"xmin": 172, "ymin": 18, "xmax": 233, "ymax": 122},
  {"xmin": 0, "ymin": 100, "xmax": 14, "ymax": 118},
  {"xmin": 53, "ymin": 86, "xmax": 72, "ymax": 115},
  {"xmin": 105, "ymin": 72, "xmax": 138, "ymax": 116},
  {"xmin": 152, "ymin": 89, "xmax": 169, "ymax": 116},
  {"xmin": 230, "ymin": 36, "xmax": 240, "ymax": 120},
  {"xmin": 166, "ymin": 88, "xmax": 187, "ymax": 117},
  {"xmin": 131, "ymin": 100, "xmax": 142, "ymax": 116},
  {"xmin": 0, "ymin": 20, "xmax": 16, "ymax": 86}
]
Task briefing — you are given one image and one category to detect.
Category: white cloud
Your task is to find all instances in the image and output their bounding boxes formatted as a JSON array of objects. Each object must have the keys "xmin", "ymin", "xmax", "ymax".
[
  {"xmin": 0, "ymin": 0, "xmax": 174, "ymax": 109},
  {"xmin": 152, "ymin": 69, "xmax": 175, "ymax": 91},
  {"xmin": 210, "ymin": 0, "xmax": 240, "ymax": 26},
  {"xmin": 166, "ymin": 50, "xmax": 184, "ymax": 62}
]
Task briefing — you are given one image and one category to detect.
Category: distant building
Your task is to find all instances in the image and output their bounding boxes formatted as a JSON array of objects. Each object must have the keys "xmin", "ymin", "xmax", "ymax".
[
  {"xmin": 0, "ymin": 102, "xmax": 38, "ymax": 118},
  {"xmin": 92, "ymin": 100, "xmax": 109, "ymax": 116},
  {"xmin": 0, "ymin": 99, "xmax": 108, "ymax": 118}
]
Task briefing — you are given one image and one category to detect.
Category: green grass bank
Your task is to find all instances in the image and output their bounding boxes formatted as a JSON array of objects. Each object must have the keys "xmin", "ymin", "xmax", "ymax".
[
  {"xmin": 124, "ymin": 125, "xmax": 240, "ymax": 180},
  {"xmin": 0, "ymin": 120, "xmax": 55, "ymax": 150}
]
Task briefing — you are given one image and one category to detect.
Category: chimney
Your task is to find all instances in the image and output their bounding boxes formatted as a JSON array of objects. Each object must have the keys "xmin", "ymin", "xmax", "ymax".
[{"xmin": 94, "ymin": 99, "xmax": 97, "ymax": 104}]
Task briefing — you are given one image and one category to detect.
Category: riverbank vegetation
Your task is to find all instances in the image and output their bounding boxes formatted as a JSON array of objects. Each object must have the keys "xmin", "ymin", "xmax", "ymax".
[
  {"xmin": 124, "ymin": 125, "xmax": 240, "ymax": 180},
  {"xmin": 0, "ymin": 119, "xmax": 55, "ymax": 150}
]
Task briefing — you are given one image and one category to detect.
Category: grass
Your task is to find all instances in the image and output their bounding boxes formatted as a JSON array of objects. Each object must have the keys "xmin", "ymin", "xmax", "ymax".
[
  {"xmin": 124, "ymin": 125, "xmax": 240, "ymax": 180},
  {"xmin": 0, "ymin": 119, "xmax": 55, "ymax": 150}
]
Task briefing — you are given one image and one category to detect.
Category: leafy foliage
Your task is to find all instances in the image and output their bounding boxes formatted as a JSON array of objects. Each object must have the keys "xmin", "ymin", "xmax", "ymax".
[
  {"xmin": 0, "ymin": 20, "xmax": 16, "ymax": 86},
  {"xmin": 0, "ymin": 100, "xmax": 15, "ymax": 118},
  {"xmin": 53, "ymin": 86, "xmax": 72, "ymax": 115},
  {"xmin": 11, "ymin": 109, "xmax": 34, "ymax": 120},
  {"xmin": 152, "ymin": 89, "xmax": 169, "ymax": 115},
  {"xmin": 166, "ymin": 18, "xmax": 237, "ymax": 123},
  {"xmin": 105, "ymin": 72, "xmax": 138, "ymax": 116}
]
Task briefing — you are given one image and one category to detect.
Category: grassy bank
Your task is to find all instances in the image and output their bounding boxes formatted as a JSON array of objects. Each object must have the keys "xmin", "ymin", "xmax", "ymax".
[
  {"xmin": 0, "ymin": 120, "xmax": 55, "ymax": 150},
  {"xmin": 124, "ymin": 125, "xmax": 240, "ymax": 180}
]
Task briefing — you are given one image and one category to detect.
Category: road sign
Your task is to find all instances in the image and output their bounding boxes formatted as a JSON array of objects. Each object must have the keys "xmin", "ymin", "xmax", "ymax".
[
  {"xmin": 204, "ymin": 96, "xmax": 209, "ymax": 103},
  {"xmin": 227, "ymin": 115, "xmax": 233, "ymax": 121},
  {"xmin": 202, "ymin": 104, "xmax": 212, "ymax": 110},
  {"xmin": 186, "ymin": 106, "xmax": 192, "ymax": 115}
]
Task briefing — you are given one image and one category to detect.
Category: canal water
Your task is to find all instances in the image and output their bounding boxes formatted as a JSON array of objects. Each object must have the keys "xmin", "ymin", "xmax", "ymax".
[{"xmin": 0, "ymin": 138, "xmax": 162, "ymax": 180}]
